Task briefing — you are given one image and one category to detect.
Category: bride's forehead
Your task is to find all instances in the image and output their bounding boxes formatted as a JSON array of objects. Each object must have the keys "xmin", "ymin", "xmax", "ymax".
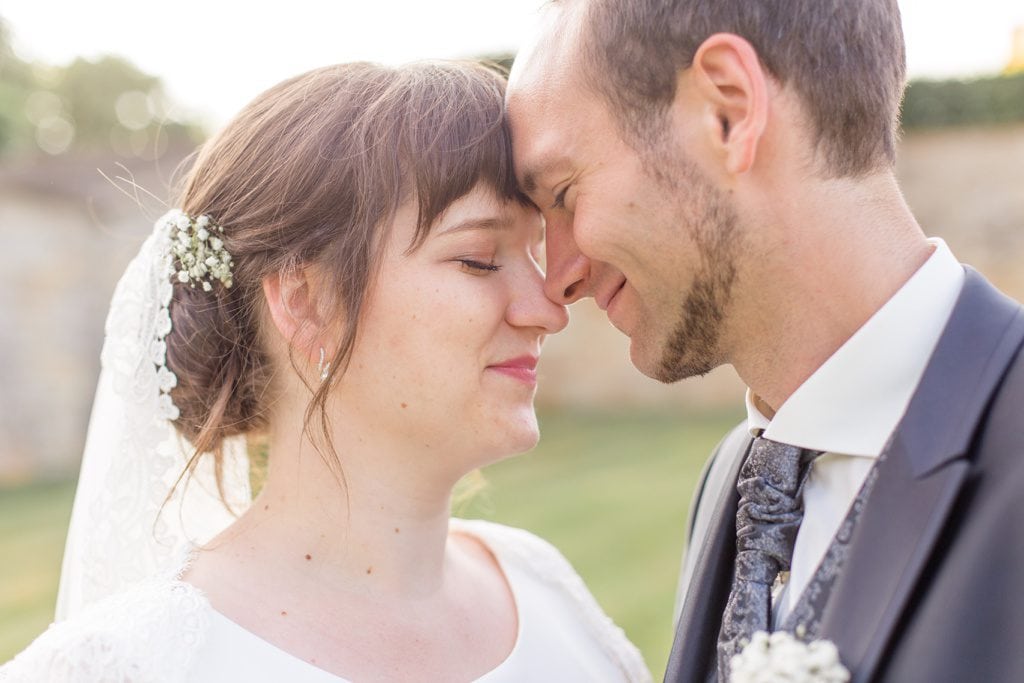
[
  {"xmin": 437, "ymin": 186, "xmax": 509, "ymax": 223},
  {"xmin": 389, "ymin": 187, "xmax": 534, "ymax": 241}
]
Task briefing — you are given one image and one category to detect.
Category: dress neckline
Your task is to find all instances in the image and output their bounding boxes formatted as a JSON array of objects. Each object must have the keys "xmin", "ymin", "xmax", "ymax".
[{"xmin": 187, "ymin": 518, "xmax": 525, "ymax": 682}]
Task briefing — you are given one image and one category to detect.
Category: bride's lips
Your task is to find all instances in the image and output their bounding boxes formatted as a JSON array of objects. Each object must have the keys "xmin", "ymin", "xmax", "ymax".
[{"xmin": 487, "ymin": 355, "xmax": 539, "ymax": 384}]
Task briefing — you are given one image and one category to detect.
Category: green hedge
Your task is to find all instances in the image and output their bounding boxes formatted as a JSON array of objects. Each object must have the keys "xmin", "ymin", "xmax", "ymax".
[{"xmin": 901, "ymin": 73, "xmax": 1024, "ymax": 129}]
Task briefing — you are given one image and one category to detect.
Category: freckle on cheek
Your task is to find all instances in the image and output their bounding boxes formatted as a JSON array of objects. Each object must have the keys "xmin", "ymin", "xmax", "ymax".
[{"xmin": 400, "ymin": 402, "xmax": 408, "ymax": 409}]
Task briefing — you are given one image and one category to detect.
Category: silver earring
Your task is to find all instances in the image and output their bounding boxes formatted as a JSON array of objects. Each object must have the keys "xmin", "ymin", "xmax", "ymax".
[{"xmin": 318, "ymin": 347, "xmax": 331, "ymax": 382}]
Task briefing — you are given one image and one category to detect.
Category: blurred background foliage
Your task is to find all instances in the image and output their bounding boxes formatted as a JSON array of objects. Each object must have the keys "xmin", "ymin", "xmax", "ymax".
[
  {"xmin": 0, "ymin": 17, "xmax": 203, "ymax": 160},
  {"xmin": 3, "ymin": 16, "xmax": 1024, "ymax": 164},
  {"xmin": 2, "ymin": 19, "xmax": 1023, "ymax": 165}
]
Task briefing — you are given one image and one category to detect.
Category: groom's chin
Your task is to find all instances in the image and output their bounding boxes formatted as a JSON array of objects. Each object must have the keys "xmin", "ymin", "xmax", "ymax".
[
  {"xmin": 624, "ymin": 324, "xmax": 716, "ymax": 383},
  {"xmin": 626, "ymin": 334, "xmax": 672, "ymax": 382},
  {"xmin": 641, "ymin": 339, "xmax": 720, "ymax": 385}
]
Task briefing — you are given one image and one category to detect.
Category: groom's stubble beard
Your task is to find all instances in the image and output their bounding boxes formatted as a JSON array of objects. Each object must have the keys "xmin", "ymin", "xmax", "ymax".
[{"xmin": 652, "ymin": 157, "xmax": 739, "ymax": 384}]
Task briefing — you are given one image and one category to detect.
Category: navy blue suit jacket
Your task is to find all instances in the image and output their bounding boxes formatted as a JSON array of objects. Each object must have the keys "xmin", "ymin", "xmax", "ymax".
[{"xmin": 665, "ymin": 268, "xmax": 1024, "ymax": 682}]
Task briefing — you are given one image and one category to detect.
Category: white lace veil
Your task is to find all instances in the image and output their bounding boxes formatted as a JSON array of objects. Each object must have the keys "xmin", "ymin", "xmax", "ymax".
[{"xmin": 56, "ymin": 211, "xmax": 252, "ymax": 620}]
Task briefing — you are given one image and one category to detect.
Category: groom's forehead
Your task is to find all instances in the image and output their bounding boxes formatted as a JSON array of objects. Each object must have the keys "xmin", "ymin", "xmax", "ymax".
[
  {"xmin": 507, "ymin": 3, "xmax": 598, "ymax": 184},
  {"xmin": 507, "ymin": 75, "xmax": 592, "ymax": 189},
  {"xmin": 509, "ymin": 1, "xmax": 585, "ymax": 92},
  {"xmin": 507, "ymin": 12, "xmax": 591, "ymax": 137}
]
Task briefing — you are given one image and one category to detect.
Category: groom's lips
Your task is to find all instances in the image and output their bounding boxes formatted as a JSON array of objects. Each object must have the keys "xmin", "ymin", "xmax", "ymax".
[
  {"xmin": 603, "ymin": 279, "xmax": 629, "ymax": 334},
  {"xmin": 597, "ymin": 278, "xmax": 627, "ymax": 311}
]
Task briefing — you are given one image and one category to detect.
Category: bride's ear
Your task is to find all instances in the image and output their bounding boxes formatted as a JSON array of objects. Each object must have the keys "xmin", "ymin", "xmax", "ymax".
[{"xmin": 262, "ymin": 266, "xmax": 329, "ymax": 361}]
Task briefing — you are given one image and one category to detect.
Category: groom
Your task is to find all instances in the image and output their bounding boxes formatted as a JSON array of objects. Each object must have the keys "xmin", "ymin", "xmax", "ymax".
[{"xmin": 507, "ymin": 0, "xmax": 1024, "ymax": 681}]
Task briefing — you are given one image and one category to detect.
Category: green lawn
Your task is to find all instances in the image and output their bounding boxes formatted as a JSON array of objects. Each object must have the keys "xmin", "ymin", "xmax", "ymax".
[
  {"xmin": 0, "ymin": 478, "xmax": 77, "ymax": 664},
  {"xmin": 0, "ymin": 410, "xmax": 742, "ymax": 672}
]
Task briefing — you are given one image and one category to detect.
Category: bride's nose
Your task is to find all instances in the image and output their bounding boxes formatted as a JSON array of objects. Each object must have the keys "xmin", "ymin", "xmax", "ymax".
[{"xmin": 506, "ymin": 261, "xmax": 569, "ymax": 334}]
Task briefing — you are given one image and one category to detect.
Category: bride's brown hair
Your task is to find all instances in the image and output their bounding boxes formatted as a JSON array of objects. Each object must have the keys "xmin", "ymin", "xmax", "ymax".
[{"xmin": 165, "ymin": 61, "xmax": 524, "ymax": 497}]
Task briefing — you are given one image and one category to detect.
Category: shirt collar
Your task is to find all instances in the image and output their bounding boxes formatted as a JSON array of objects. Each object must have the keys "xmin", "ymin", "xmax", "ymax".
[{"xmin": 745, "ymin": 238, "xmax": 964, "ymax": 457}]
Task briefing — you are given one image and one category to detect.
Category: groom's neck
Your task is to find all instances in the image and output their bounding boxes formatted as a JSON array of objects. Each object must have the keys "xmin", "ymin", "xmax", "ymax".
[{"xmin": 727, "ymin": 171, "xmax": 930, "ymax": 411}]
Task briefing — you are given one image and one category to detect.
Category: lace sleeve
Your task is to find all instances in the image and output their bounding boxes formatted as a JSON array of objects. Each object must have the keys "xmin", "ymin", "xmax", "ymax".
[
  {"xmin": 0, "ymin": 578, "xmax": 209, "ymax": 683},
  {"xmin": 452, "ymin": 518, "xmax": 653, "ymax": 683}
]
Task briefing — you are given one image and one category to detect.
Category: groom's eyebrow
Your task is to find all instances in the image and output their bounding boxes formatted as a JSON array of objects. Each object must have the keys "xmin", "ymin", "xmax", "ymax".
[
  {"xmin": 521, "ymin": 170, "xmax": 540, "ymax": 195},
  {"xmin": 520, "ymin": 156, "xmax": 558, "ymax": 196}
]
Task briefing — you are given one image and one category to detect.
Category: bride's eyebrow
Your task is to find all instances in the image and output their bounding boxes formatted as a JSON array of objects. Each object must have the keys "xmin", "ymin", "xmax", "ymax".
[{"xmin": 438, "ymin": 216, "xmax": 514, "ymax": 236}]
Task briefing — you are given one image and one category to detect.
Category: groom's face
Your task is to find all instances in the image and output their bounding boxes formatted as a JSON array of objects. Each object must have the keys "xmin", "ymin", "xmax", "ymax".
[{"xmin": 507, "ymin": 11, "xmax": 740, "ymax": 382}]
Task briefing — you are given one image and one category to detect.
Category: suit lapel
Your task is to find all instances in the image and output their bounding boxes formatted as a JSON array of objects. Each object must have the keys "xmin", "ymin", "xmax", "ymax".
[
  {"xmin": 665, "ymin": 429, "xmax": 751, "ymax": 682},
  {"xmin": 819, "ymin": 269, "xmax": 1024, "ymax": 682},
  {"xmin": 819, "ymin": 437, "xmax": 968, "ymax": 683}
]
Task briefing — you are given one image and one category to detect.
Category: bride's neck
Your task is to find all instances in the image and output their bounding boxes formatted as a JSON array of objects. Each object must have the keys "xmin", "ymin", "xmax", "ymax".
[{"xmin": 216, "ymin": 422, "xmax": 464, "ymax": 599}]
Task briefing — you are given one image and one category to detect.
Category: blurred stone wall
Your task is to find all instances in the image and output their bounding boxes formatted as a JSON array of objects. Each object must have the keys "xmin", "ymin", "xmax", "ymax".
[
  {"xmin": 898, "ymin": 124, "xmax": 1024, "ymax": 297},
  {"xmin": 1, "ymin": 124, "xmax": 1023, "ymax": 481},
  {"xmin": 0, "ymin": 153, "xmax": 187, "ymax": 482}
]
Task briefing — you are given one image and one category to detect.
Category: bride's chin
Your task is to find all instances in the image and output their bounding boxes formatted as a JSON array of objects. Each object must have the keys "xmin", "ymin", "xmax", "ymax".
[
  {"xmin": 469, "ymin": 414, "xmax": 540, "ymax": 468},
  {"xmin": 450, "ymin": 403, "xmax": 544, "ymax": 473}
]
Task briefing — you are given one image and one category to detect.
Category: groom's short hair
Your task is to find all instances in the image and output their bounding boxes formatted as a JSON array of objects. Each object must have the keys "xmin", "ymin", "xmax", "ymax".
[{"xmin": 565, "ymin": 0, "xmax": 906, "ymax": 178}]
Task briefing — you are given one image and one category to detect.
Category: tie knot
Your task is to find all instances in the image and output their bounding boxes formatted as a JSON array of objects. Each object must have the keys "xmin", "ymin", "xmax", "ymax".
[
  {"xmin": 734, "ymin": 437, "xmax": 821, "ymax": 562},
  {"xmin": 742, "ymin": 437, "xmax": 819, "ymax": 495}
]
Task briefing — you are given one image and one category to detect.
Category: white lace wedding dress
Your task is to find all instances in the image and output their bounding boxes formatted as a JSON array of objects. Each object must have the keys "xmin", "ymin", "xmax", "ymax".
[{"xmin": 0, "ymin": 519, "xmax": 650, "ymax": 682}]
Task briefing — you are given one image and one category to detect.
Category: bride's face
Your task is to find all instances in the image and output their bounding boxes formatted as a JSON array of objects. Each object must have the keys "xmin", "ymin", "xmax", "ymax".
[{"xmin": 336, "ymin": 184, "xmax": 568, "ymax": 471}]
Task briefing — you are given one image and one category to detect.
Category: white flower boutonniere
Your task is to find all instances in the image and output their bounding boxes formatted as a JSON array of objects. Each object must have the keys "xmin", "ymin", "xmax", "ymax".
[{"xmin": 730, "ymin": 631, "xmax": 850, "ymax": 683}]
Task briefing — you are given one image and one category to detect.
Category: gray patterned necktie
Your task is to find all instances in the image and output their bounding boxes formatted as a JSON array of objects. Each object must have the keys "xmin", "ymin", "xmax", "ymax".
[{"xmin": 716, "ymin": 436, "xmax": 820, "ymax": 681}]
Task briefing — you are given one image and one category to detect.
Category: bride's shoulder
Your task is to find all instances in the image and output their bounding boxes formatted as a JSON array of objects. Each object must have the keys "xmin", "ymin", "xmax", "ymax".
[
  {"xmin": 450, "ymin": 517, "xmax": 580, "ymax": 577},
  {"xmin": 450, "ymin": 518, "xmax": 652, "ymax": 683},
  {"xmin": 0, "ymin": 578, "xmax": 211, "ymax": 683}
]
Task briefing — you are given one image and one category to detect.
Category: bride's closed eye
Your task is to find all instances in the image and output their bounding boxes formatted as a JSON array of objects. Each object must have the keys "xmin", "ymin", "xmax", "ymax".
[{"xmin": 458, "ymin": 258, "xmax": 502, "ymax": 274}]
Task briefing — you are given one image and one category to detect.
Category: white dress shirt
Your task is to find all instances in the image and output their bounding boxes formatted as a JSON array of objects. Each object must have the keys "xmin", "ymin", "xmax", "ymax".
[{"xmin": 744, "ymin": 238, "xmax": 964, "ymax": 624}]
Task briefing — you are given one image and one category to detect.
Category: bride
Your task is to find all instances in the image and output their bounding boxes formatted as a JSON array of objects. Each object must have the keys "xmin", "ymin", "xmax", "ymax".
[{"xmin": 0, "ymin": 61, "xmax": 650, "ymax": 682}]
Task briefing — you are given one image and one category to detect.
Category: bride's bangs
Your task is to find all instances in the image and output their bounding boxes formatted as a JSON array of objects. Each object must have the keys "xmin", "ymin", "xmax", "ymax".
[{"xmin": 390, "ymin": 61, "xmax": 529, "ymax": 250}]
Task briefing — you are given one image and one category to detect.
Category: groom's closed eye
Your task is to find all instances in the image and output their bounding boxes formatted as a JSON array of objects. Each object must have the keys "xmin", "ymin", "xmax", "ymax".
[{"xmin": 551, "ymin": 187, "xmax": 569, "ymax": 210}]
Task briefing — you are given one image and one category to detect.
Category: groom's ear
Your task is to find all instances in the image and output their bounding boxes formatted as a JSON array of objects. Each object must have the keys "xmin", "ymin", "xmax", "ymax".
[{"xmin": 684, "ymin": 33, "xmax": 769, "ymax": 175}]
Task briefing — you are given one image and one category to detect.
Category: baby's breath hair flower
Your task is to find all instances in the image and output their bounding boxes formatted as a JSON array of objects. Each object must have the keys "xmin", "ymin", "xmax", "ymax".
[{"xmin": 165, "ymin": 209, "xmax": 234, "ymax": 291}]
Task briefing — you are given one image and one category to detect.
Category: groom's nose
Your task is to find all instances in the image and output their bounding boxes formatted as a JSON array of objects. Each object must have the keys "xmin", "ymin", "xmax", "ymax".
[{"xmin": 543, "ymin": 213, "xmax": 592, "ymax": 305}]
